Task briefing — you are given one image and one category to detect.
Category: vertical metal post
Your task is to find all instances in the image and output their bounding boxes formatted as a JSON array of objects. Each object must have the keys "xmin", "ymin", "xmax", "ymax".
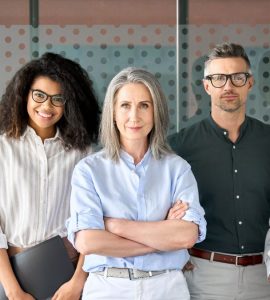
[
  {"xmin": 29, "ymin": 0, "xmax": 39, "ymax": 59},
  {"xmin": 177, "ymin": 0, "xmax": 189, "ymax": 131},
  {"xmin": 179, "ymin": 0, "xmax": 188, "ymax": 25}
]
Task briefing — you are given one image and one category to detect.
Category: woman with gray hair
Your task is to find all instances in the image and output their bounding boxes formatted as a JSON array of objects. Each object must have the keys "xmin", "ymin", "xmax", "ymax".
[{"xmin": 67, "ymin": 67, "xmax": 206, "ymax": 300}]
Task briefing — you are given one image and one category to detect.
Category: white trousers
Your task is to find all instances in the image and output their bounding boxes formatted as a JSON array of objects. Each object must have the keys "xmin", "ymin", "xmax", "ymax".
[
  {"xmin": 185, "ymin": 256, "xmax": 270, "ymax": 300},
  {"xmin": 82, "ymin": 270, "xmax": 190, "ymax": 300}
]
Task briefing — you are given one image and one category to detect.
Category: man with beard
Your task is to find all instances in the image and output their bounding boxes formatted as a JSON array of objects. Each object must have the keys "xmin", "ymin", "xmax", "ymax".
[{"xmin": 169, "ymin": 43, "xmax": 270, "ymax": 300}]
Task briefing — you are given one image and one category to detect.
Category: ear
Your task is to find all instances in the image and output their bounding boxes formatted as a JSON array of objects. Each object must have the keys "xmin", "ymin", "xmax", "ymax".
[
  {"xmin": 247, "ymin": 75, "xmax": 254, "ymax": 91},
  {"xmin": 203, "ymin": 79, "xmax": 211, "ymax": 95}
]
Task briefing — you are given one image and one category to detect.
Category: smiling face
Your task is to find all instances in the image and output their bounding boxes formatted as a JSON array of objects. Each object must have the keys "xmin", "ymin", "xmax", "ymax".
[
  {"xmin": 114, "ymin": 83, "xmax": 154, "ymax": 149},
  {"xmin": 203, "ymin": 57, "xmax": 254, "ymax": 115},
  {"xmin": 27, "ymin": 76, "xmax": 64, "ymax": 140}
]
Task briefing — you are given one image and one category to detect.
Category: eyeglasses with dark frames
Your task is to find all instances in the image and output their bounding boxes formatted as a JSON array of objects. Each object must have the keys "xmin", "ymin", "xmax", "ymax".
[
  {"xmin": 204, "ymin": 72, "xmax": 251, "ymax": 88},
  {"xmin": 30, "ymin": 89, "xmax": 66, "ymax": 107}
]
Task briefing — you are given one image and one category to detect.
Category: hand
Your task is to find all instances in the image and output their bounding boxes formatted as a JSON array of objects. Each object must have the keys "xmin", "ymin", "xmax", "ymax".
[
  {"xmin": 167, "ymin": 200, "xmax": 189, "ymax": 220},
  {"xmin": 182, "ymin": 260, "xmax": 195, "ymax": 272},
  {"xmin": 51, "ymin": 279, "xmax": 82, "ymax": 300},
  {"xmin": 6, "ymin": 290, "xmax": 35, "ymax": 300}
]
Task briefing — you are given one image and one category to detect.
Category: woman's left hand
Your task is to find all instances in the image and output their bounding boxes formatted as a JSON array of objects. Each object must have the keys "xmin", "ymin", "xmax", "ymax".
[
  {"xmin": 51, "ymin": 279, "xmax": 82, "ymax": 300},
  {"xmin": 167, "ymin": 200, "xmax": 188, "ymax": 220}
]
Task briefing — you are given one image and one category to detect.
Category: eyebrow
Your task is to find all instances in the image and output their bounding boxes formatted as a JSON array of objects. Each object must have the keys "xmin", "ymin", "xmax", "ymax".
[
  {"xmin": 31, "ymin": 89, "xmax": 63, "ymax": 97},
  {"xmin": 118, "ymin": 99, "xmax": 152, "ymax": 103}
]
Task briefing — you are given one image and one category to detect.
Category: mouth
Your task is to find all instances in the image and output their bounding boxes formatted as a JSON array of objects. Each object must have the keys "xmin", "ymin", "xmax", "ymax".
[
  {"xmin": 221, "ymin": 94, "xmax": 238, "ymax": 101},
  {"xmin": 127, "ymin": 126, "xmax": 142, "ymax": 131},
  {"xmin": 37, "ymin": 111, "xmax": 54, "ymax": 119}
]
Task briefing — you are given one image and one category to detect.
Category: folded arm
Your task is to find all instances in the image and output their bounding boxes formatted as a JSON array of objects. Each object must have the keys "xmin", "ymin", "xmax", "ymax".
[
  {"xmin": 75, "ymin": 229, "xmax": 156, "ymax": 257},
  {"xmin": 105, "ymin": 217, "xmax": 198, "ymax": 252}
]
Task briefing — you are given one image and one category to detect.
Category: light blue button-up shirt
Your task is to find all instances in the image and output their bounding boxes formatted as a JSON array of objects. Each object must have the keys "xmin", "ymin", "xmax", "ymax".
[{"xmin": 67, "ymin": 148, "xmax": 206, "ymax": 272}]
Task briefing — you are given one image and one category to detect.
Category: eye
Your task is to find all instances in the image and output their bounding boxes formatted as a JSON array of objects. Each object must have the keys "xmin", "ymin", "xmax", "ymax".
[
  {"xmin": 140, "ymin": 102, "xmax": 149, "ymax": 109},
  {"xmin": 233, "ymin": 73, "xmax": 245, "ymax": 81},
  {"xmin": 52, "ymin": 96, "xmax": 64, "ymax": 103},
  {"xmin": 213, "ymin": 75, "xmax": 225, "ymax": 81},
  {"xmin": 34, "ymin": 91, "xmax": 46, "ymax": 99},
  {"xmin": 120, "ymin": 102, "xmax": 130, "ymax": 109}
]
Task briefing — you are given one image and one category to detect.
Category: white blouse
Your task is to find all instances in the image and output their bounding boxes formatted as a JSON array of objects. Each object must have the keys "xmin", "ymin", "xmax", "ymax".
[{"xmin": 0, "ymin": 126, "xmax": 90, "ymax": 248}]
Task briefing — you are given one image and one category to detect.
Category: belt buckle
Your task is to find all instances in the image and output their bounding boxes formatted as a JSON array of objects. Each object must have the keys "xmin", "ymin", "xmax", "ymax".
[
  {"xmin": 235, "ymin": 255, "xmax": 242, "ymax": 266},
  {"xmin": 129, "ymin": 269, "xmax": 151, "ymax": 280}
]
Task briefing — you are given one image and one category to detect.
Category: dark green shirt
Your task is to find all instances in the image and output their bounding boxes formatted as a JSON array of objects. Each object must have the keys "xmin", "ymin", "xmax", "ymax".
[{"xmin": 169, "ymin": 115, "xmax": 270, "ymax": 254}]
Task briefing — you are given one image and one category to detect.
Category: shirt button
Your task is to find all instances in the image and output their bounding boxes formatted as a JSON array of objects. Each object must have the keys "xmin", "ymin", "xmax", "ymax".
[
  {"xmin": 234, "ymin": 169, "xmax": 238, "ymax": 173},
  {"xmin": 238, "ymin": 221, "xmax": 242, "ymax": 225},
  {"xmin": 233, "ymin": 145, "xmax": 236, "ymax": 149},
  {"xmin": 241, "ymin": 245, "xmax": 244, "ymax": 249},
  {"xmin": 223, "ymin": 131, "xmax": 227, "ymax": 135},
  {"xmin": 236, "ymin": 195, "xmax": 240, "ymax": 199}
]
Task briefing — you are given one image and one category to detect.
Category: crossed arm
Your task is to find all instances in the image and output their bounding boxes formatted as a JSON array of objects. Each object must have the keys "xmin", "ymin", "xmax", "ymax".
[{"xmin": 75, "ymin": 201, "xmax": 198, "ymax": 257}]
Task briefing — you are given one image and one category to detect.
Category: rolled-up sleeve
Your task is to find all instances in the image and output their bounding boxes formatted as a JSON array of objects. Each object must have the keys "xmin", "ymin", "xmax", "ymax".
[
  {"xmin": 0, "ymin": 227, "xmax": 8, "ymax": 249},
  {"xmin": 173, "ymin": 160, "xmax": 207, "ymax": 243},
  {"xmin": 66, "ymin": 159, "xmax": 105, "ymax": 248},
  {"xmin": 264, "ymin": 227, "xmax": 270, "ymax": 279}
]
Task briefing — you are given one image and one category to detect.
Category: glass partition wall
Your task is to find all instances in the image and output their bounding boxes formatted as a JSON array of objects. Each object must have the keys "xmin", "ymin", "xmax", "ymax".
[{"xmin": 1, "ymin": 0, "xmax": 270, "ymax": 134}]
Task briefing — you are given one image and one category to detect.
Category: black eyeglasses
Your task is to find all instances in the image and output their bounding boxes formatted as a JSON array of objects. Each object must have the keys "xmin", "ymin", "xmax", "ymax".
[
  {"xmin": 204, "ymin": 72, "xmax": 251, "ymax": 88},
  {"xmin": 30, "ymin": 89, "xmax": 66, "ymax": 107}
]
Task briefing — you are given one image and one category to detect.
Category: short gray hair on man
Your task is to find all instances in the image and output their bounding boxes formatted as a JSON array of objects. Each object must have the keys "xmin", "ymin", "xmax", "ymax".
[
  {"xmin": 100, "ymin": 67, "xmax": 172, "ymax": 162},
  {"xmin": 204, "ymin": 43, "xmax": 252, "ymax": 77}
]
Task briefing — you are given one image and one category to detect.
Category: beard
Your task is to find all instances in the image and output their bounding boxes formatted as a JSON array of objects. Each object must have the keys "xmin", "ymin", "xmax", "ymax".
[
  {"xmin": 216, "ymin": 93, "xmax": 242, "ymax": 113},
  {"xmin": 218, "ymin": 100, "xmax": 242, "ymax": 112}
]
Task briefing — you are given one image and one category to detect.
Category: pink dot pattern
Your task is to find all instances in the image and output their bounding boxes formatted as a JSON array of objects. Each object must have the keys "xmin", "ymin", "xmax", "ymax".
[{"xmin": 1, "ymin": 25, "xmax": 270, "ymax": 132}]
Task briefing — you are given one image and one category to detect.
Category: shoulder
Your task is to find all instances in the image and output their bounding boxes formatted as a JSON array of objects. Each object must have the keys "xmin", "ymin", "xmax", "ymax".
[
  {"xmin": 74, "ymin": 148, "xmax": 109, "ymax": 170},
  {"xmin": 0, "ymin": 134, "xmax": 22, "ymax": 148},
  {"xmin": 159, "ymin": 152, "xmax": 191, "ymax": 172},
  {"xmin": 245, "ymin": 116, "xmax": 270, "ymax": 141},
  {"xmin": 168, "ymin": 118, "xmax": 208, "ymax": 154},
  {"xmin": 247, "ymin": 116, "xmax": 270, "ymax": 131}
]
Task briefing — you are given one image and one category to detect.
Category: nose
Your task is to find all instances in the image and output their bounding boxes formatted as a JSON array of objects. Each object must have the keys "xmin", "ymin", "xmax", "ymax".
[
  {"xmin": 41, "ymin": 97, "xmax": 54, "ymax": 108},
  {"xmin": 223, "ymin": 77, "xmax": 234, "ymax": 90},
  {"xmin": 129, "ymin": 106, "xmax": 139, "ymax": 122}
]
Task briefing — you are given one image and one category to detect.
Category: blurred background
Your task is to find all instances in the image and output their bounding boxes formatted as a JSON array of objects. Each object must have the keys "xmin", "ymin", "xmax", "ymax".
[{"xmin": 1, "ymin": 0, "xmax": 270, "ymax": 134}]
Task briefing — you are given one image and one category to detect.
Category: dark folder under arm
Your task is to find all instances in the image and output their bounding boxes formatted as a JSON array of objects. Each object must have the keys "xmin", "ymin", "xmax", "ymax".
[{"xmin": 0, "ymin": 235, "xmax": 75, "ymax": 300}]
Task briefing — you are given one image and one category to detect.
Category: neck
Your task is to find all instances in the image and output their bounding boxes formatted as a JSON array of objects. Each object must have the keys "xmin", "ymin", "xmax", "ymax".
[
  {"xmin": 29, "ymin": 125, "xmax": 56, "ymax": 142},
  {"xmin": 211, "ymin": 109, "xmax": 245, "ymax": 143},
  {"xmin": 121, "ymin": 140, "xmax": 149, "ymax": 165}
]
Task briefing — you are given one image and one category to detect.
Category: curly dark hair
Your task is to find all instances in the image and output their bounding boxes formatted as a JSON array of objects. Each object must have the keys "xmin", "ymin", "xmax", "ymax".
[{"xmin": 0, "ymin": 52, "xmax": 100, "ymax": 150}]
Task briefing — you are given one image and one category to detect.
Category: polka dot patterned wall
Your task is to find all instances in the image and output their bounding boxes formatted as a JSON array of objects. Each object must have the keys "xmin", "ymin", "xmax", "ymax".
[
  {"xmin": 178, "ymin": 24, "xmax": 270, "ymax": 130},
  {"xmin": 0, "ymin": 26, "xmax": 30, "ymax": 82},
  {"xmin": 1, "ymin": 24, "xmax": 270, "ymax": 134}
]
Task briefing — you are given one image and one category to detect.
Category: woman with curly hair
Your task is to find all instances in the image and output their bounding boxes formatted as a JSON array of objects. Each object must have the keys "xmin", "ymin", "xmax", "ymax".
[{"xmin": 0, "ymin": 52, "xmax": 100, "ymax": 299}]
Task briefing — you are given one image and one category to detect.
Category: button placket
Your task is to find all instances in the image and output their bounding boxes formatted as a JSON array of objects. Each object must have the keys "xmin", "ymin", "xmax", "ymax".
[{"xmin": 231, "ymin": 142, "xmax": 244, "ymax": 252}]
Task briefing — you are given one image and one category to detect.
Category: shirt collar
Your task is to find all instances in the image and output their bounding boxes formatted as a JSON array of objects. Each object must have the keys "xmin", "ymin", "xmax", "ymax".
[
  {"xmin": 21, "ymin": 126, "xmax": 63, "ymax": 142},
  {"xmin": 120, "ymin": 147, "xmax": 152, "ymax": 168},
  {"xmin": 207, "ymin": 114, "xmax": 249, "ymax": 140}
]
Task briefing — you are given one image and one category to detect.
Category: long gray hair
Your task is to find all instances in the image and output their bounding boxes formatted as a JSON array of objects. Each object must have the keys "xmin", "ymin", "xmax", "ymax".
[{"xmin": 100, "ymin": 67, "xmax": 172, "ymax": 161}]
